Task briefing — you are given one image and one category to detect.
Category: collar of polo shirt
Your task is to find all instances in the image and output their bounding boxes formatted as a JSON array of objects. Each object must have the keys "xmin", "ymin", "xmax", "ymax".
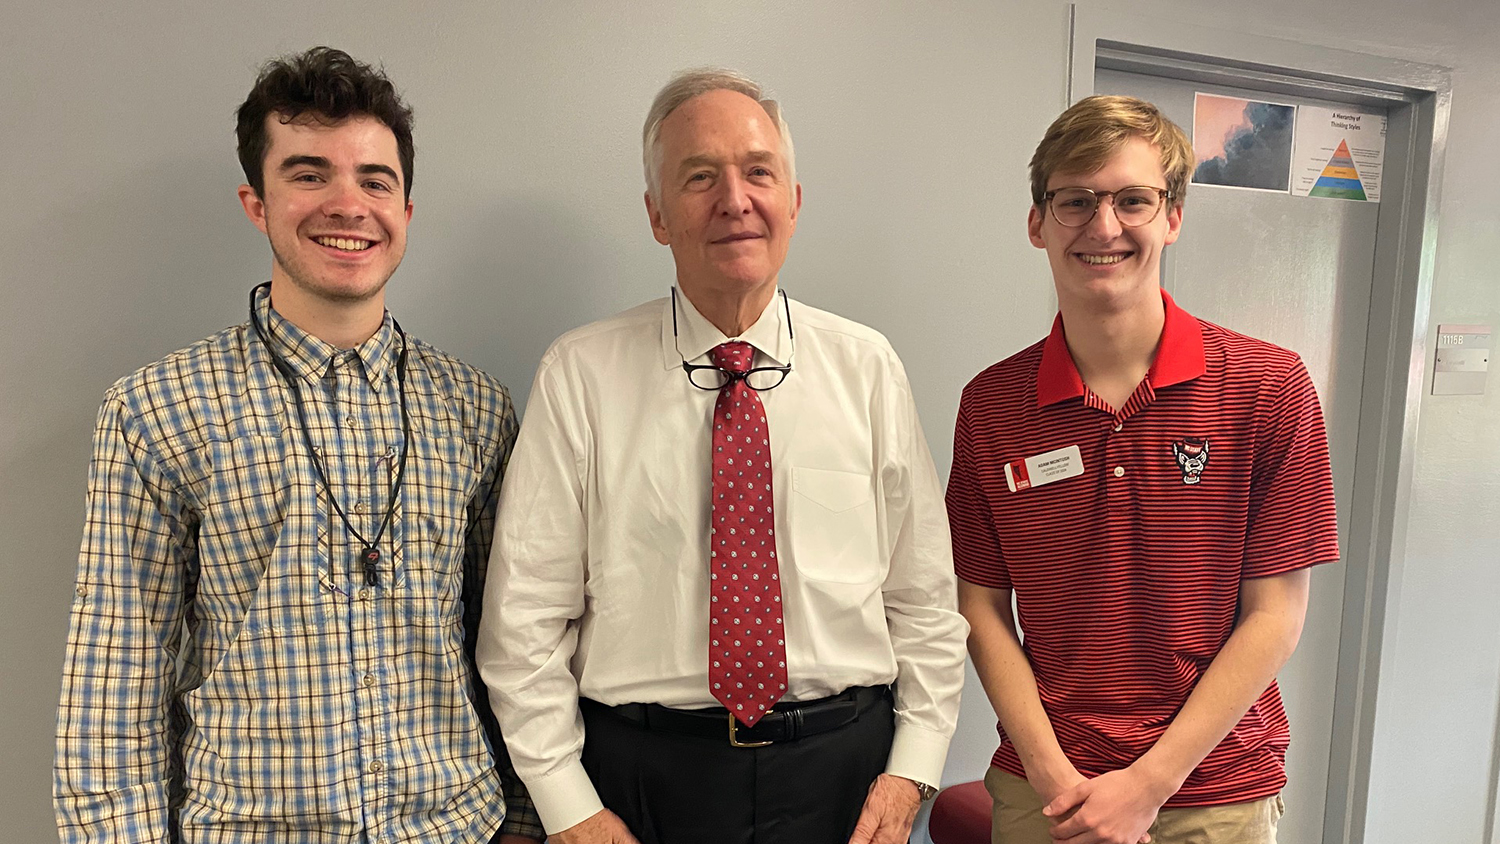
[{"xmin": 1035, "ymin": 289, "xmax": 1207, "ymax": 408}]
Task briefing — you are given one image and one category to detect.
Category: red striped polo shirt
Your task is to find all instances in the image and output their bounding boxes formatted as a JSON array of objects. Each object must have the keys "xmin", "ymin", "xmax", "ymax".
[{"xmin": 947, "ymin": 291, "xmax": 1339, "ymax": 807}]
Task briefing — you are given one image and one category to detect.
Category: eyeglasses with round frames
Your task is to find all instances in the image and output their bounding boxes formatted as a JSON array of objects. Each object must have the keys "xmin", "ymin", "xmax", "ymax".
[{"xmin": 1042, "ymin": 186, "xmax": 1174, "ymax": 228}]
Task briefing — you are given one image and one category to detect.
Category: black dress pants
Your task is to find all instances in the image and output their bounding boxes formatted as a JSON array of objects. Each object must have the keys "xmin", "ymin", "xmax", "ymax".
[{"xmin": 580, "ymin": 689, "xmax": 896, "ymax": 844}]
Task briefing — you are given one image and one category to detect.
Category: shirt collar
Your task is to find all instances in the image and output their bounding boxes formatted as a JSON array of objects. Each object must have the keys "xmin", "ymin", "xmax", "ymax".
[
  {"xmin": 1035, "ymin": 288, "xmax": 1205, "ymax": 407},
  {"xmin": 659, "ymin": 287, "xmax": 790, "ymax": 370},
  {"xmin": 254, "ymin": 284, "xmax": 399, "ymax": 389}
]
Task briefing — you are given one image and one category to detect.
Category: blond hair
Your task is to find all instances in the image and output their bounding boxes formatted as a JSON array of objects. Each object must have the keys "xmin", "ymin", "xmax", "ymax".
[
  {"xmin": 1029, "ymin": 95, "xmax": 1193, "ymax": 208},
  {"xmin": 642, "ymin": 67, "xmax": 795, "ymax": 202}
]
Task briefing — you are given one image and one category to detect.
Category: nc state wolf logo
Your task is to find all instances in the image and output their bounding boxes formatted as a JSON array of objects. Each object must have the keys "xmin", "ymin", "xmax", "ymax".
[{"xmin": 1172, "ymin": 437, "xmax": 1210, "ymax": 485}]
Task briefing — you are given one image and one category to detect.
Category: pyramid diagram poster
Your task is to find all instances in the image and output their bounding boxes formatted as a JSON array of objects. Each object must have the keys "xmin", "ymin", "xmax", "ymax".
[{"xmin": 1292, "ymin": 106, "xmax": 1387, "ymax": 201}]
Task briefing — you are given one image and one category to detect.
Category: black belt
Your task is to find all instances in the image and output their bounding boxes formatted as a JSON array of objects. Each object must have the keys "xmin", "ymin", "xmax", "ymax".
[{"xmin": 582, "ymin": 685, "xmax": 889, "ymax": 747}]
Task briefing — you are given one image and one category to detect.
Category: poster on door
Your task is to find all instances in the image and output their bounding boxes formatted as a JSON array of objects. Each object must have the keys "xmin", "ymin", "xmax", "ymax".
[
  {"xmin": 1191, "ymin": 92, "xmax": 1296, "ymax": 193},
  {"xmin": 1291, "ymin": 106, "xmax": 1386, "ymax": 202}
]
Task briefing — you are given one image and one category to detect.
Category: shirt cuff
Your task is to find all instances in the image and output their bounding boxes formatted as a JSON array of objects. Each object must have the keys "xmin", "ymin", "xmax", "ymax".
[
  {"xmin": 524, "ymin": 758, "xmax": 605, "ymax": 835},
  {"xmin": 884, "ymin": 722, "xmax": 953, "ymax": 789}
]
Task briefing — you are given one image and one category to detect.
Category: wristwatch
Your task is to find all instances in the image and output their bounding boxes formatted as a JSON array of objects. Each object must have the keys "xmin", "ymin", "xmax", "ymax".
[{"xmin": 899, "ymin": 776, "xmax": 939, "ymax": 801}]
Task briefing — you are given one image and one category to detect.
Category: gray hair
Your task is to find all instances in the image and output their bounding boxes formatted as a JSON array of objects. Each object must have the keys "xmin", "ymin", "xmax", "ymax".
[{"xmin": 642, "ymin": 67, "xmax": 796, "ymax": 202}]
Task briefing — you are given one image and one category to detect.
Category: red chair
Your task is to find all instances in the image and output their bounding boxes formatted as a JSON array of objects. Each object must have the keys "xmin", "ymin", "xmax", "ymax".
[{"xmin": 928, "ymin": 779, "xmax": 991, "ymax": 844}]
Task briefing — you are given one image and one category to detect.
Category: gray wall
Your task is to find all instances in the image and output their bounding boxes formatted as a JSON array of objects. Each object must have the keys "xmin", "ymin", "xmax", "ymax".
[{"xmin": 3, "ymin": 1, "xmax": 1495, "ymax": 842}]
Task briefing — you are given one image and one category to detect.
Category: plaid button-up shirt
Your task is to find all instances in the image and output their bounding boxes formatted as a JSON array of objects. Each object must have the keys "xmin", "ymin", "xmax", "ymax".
[{"xmin": 55, "ymin": 286, "xmax": 542, "ymax": 843}]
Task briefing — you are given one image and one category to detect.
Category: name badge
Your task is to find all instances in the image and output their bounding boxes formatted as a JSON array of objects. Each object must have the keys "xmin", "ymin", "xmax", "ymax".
[{"xmin": 1004, "ymin": 445, "xmax": 1084, "ymax": 492}]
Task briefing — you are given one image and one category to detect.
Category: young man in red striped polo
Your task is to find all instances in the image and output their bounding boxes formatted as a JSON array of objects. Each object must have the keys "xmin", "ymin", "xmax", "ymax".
[{"xmin": 947, "ymin": 96, "xmax": 1339, "ymax": 844}]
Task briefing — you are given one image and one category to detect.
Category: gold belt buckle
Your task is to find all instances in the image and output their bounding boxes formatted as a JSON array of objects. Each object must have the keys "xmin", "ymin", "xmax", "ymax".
[{"xmin": 728, "ymin": 713, "xmax": 773, "ymax": 748}]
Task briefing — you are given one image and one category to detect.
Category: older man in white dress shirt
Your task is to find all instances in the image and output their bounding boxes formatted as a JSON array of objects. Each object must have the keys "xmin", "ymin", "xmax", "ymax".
[{"xmin": 476, "ymin": 68, "xmax": 968, "ymax": 844}]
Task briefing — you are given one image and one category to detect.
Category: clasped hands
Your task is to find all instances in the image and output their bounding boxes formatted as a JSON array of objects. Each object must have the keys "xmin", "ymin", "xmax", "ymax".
[{"xmin": 1035, "ymin": 763, "xmax": 1177, "ymax": 844}]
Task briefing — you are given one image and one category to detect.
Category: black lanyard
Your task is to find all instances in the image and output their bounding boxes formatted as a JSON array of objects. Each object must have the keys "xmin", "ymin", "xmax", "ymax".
[{"xmin": 247, "ymin": 282, "xmax": 411, "ymax": 586}]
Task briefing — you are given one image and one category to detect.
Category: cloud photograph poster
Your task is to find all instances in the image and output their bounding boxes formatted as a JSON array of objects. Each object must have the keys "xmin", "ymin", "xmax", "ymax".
[{"xmin": 1192, "ymin": 92, "xmax": 1296, "ymax": 192}]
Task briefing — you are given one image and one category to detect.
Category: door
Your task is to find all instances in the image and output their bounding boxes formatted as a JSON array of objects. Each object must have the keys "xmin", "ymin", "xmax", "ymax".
[{"xmin": 1095, "ymin": 68, "xmax": 1380, "ymax": 844}]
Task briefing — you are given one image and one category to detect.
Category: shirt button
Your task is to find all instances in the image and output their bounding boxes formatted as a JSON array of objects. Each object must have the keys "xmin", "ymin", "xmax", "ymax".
[
  {"xmin": 345, "ymin": 416, "xmax": 356, "ymax": 428},
  {"xmin": 75, "ymin": 585, "xmax": 88, "ymax": 598},
  {"xmin": 1113, "ymin": 423, "xmax": 1123, "ymax": 432},
  {"xmin": 368, "ymin": 760, "xmax": 383, "ymax": 773},
  {"xmin": 1113, "ymin": 466, "xmax": 1126, "ymax": 477},
  {"xmin": 362, "ymin": 673, "xmax": 376, "ymax": 687},
  {"xmin": 353, "ymin": 501, "xmax": 367, "ymax": 514},
  {"xmin": 356, "ymin": 588, "xmax": 370, "ymax": 601}
]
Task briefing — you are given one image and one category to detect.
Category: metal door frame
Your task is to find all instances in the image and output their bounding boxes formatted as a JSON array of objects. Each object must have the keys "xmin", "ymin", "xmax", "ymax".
[{"xmin": 1067, "ymin": 6, "xmax": 1451, "ymax": 843}]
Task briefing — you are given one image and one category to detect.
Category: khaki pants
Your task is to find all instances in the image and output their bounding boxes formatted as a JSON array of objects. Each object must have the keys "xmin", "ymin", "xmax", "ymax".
[{"xmin": 984, "ymin": 767, "xmax": 1283, "ymax": 844}]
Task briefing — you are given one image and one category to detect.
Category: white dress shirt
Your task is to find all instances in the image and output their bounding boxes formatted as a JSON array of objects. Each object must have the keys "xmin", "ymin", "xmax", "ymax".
[{"xmin": 477, "ymin": 290, "xmax": 968, "ymax": 833}]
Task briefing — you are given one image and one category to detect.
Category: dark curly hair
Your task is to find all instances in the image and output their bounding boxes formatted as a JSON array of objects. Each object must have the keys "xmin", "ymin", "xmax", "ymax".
[{"xmin": 236, "ymin": 47, "xmax": 415, "ymax": 200}]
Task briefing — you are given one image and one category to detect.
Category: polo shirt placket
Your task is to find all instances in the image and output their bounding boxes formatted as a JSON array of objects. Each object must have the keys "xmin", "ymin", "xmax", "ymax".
[{"xmin": 1092, "ymin": 384, "xmax": 1153, "ymax": 560}]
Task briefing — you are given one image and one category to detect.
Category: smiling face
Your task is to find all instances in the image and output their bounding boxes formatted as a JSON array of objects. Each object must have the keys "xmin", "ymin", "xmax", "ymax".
[
  {"xmin": 238, "ymin": 113, "xmax": 412, "ymax": 306},
  {"xmin": 646, "ymin": 89, "xmax": 801, "ymax": 308},
  {"xmin": 1028, "ymin": 136, "xmax": 1182, "ymax": 313}
]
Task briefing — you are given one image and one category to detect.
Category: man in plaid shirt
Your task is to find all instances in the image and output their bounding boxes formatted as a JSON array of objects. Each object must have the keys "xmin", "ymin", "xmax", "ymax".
[{"xmin": 53, "ymin": 46, "xmax": 540, "ymax": 844}]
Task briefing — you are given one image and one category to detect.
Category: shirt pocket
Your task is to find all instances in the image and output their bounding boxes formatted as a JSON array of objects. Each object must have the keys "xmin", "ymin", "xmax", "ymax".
[
  {"xmin": 198, "ymin": 435, "xmax": 300, "ymax": 636},
  {"xmin": 202, "ymin": 435, "xmax": 288, "ymax": 546},
  {"xmin": 788, "ymin": 467, "xmax": 881, "ymax": 585},
  {"xmin": 408, "ymin": 434, "xmax": 480, "ymax": 582}
]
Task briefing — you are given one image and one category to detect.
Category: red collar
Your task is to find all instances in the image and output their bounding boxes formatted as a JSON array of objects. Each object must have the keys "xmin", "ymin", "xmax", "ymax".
[{"xmin": 1035, "ymin": 290, "xmax": 1205, "ymax": 407}]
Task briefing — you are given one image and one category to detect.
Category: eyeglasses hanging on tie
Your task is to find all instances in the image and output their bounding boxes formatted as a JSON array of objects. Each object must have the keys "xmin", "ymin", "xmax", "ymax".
[{"xmin": 671, "ymin": 286, "xmax": 795, "ymax": 392}]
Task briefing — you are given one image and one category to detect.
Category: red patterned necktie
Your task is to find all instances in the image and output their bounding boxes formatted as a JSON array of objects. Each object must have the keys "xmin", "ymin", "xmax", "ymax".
[{"xmin": 708, "ymin": 341, "xmax": 787, "ymax": 727}]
